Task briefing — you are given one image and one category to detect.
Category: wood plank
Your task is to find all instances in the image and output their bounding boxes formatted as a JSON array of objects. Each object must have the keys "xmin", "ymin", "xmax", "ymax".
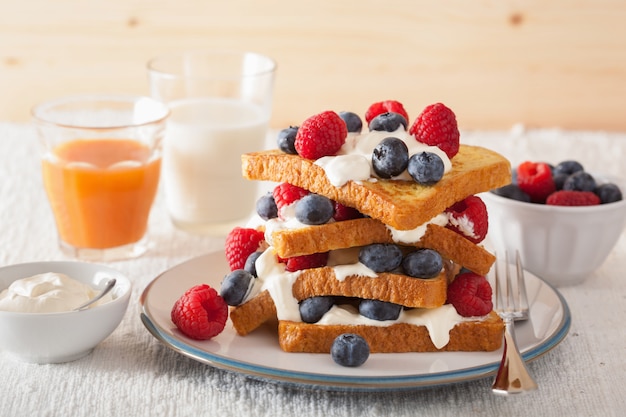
[{"xmin": 1, "ymin": 0, "xmax": 626, "ymax": 130}]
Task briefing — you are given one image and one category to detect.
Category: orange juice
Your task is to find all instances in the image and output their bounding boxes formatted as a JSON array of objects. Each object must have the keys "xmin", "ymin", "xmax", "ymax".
[{"xmin": 42, "ymin": 139, "xmax": 161, "ymax": 249}]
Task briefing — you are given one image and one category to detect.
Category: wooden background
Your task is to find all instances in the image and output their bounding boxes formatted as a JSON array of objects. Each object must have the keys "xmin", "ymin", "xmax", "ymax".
[{"xmin": 2, "ymin": 0, "xmax": 626, "ymax": 131}]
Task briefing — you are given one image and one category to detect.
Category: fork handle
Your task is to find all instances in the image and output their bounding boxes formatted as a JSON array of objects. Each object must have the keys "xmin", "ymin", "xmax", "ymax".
[{"xmin": 492, "ymin": 319, "xmax": 538, "ymax": 395}]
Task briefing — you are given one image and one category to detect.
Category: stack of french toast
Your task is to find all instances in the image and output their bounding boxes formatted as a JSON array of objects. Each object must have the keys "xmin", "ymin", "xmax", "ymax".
[{"xmin": 219, "ymin": 101, "xmax": 511, "ymax": 355}]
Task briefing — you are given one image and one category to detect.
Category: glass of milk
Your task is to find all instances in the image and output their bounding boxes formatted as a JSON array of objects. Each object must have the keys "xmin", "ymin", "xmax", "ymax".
[{"xmin": 147, "ymin": 51, "xmax": 276, "ymax": 235}]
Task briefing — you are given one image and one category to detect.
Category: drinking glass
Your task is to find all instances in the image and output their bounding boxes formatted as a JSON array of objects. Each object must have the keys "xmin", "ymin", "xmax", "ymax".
[
  {"xmin": 147, "ymin": 51, "xmax": 276, "ymax": 235},
  {"xmin": 32, "ymin": 95, "xmax": 169, "ymax": 261}
]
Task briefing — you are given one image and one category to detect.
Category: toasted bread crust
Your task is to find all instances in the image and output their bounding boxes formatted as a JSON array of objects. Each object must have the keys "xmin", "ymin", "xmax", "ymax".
[
  {"xmin": 242, "ymin": 145, "xmax": 511, "ymax": 230},
  {"xmin": 278, "ymin": 311, "xmax": 504, "ymax": 353},
  {"xmin": 229, "ymin": 290, "xmax": 276, "ymax": 336},
  {"xmin": 271, "ymin": 219, "xmax": 495, "ymax": 275},
  {"xmin": 292, "ymin": 268, "xmax": 447, "ymax": 308}
]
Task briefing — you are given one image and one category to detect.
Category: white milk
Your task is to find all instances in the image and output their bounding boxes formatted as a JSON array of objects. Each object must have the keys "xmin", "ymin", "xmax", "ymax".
[{"xmin": 162, "ymin": 97, "xmax": 268, "ymax": 234}]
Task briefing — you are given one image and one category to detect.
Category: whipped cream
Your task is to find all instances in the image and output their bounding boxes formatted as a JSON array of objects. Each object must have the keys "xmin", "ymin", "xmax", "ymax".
[
  {"xmin": 447, "ymin": 212, "xmax": 478, "ymax": 240},
  {"xmin": 0, "ymin": 273, "xmax": 112, "ymax": 313},
  {"xmin": 246, "ymin": 246, "xmax": 469, "ymax": 348},
  {"xmin": 315, "ymin": 128, "xmax": 452, "ymax": 187}
]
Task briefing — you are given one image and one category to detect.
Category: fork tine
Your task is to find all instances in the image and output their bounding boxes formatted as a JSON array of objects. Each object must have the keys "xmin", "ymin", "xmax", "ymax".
[{"xmin": 515, "ymin": 250, "xmax": 528, "ymax": 314}]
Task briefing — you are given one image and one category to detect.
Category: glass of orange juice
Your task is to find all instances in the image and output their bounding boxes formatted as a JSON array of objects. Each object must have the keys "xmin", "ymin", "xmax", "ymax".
[{"xmin": 32, "ymin": 95, "xmax": 170, "ymax": 261}]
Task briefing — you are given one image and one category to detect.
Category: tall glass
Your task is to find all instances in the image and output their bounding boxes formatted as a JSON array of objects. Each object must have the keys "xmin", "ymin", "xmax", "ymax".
[
  {"xmin": 147, "ymin": 51, "xmax": 276, "ymax": 236},
  {"xmin": 32, "ymin": 95, "xmax": 169, "ymax": 261}
]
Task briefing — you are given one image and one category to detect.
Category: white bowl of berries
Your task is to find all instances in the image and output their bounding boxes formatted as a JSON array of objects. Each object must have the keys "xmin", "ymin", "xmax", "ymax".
[{"xmin": 482, "ymin": 160, "xmax": 626, "ymax": 287}]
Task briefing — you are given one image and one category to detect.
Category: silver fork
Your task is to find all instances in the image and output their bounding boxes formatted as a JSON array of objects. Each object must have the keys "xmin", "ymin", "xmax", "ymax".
[{"xmin": 492, "ymin": 251, "xmax": 538, "ymax": 395}]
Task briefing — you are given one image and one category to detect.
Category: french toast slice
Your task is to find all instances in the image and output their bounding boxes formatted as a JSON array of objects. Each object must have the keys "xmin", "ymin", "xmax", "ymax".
[
  {"xmin": 229, "ymin": 263, "xmax": 449, "ymax": 335},
  {"xmin": 242, "ymin": 144, "xmax": 511, "ymax": 230},
  {"xmin": 278, "ymin": 311, "xmax": 504, "ymax": 353},
  {"xmin": 291, "ymin": 268, "xmax": 447, "ymax": 308},
  {"xmin": 269, "ymin": 218, "xmax": 495, "ymax": 275}
]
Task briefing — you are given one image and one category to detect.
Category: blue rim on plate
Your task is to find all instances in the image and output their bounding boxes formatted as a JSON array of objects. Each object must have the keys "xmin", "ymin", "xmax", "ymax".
[{"xmin": 140, "ymin": 251, "xmax": 571, "ymax": 392}]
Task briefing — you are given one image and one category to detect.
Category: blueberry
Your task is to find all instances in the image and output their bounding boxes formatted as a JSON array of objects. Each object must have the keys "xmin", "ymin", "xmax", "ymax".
[
  {"xmin": 299, "ymin": 296, "xmax": 335, "ymax": 323},
  {"xmin": 553, "ymin": 173, "xmax": 569, "ymax": 190},
  {"xmin": 339, "ymin": 111, "xmax": 363, "ymax": 133},
  {"xmin": 369, "ymin": 112, "xmax": 407, "ymax": 132},
  {"xmin": 563, "ymin": 171, "xmax": 597, "ymax": 192},
  {"xmin": 402, "ymin": 249, "xmax": 443, "ymax": 278},
  {"xmin": 491, "ymin": 184, "xmax": 531, "ymax": 202},
  {"xmin": 359, "ymin": 299, "xmax": 402, "ymax": 321},
  {"xmin": 256, "ymin": 193, "xmax": 278, "ymax": 220},
  {"xmin": 220, "ymin": 269, "xmax": 255, "ymax": 306},
  {"xmin": 372, "ymin": 137, "xmax": 409, "ymax": 178},
  {"xmin": 244, "ymin": 251, "xmax": 263, "ymax": 277},
  {"xmin": 359, "ymin": 243, "xmax": 403, "ymax": 272},
  {"xmin": 277, "ymin": 126, "xmax": 298, "ymax": 154},
  {"xmin": 554, "ymin": 160, "xmax": 584, "ymax": 176},
  {"xmin": 294, "ymin": 194, "xmax": 334, "ymax": 225},
  {"xmin": 407, "ymin": 152, "xmax": 445, "ymax": 185},
  {"xmin": 331, "ymin": 333, "xmax": 370, "ymax": 367},
  {"xmin": 595, "ymin": 183, "xmax": 623, "ymax": 203}
]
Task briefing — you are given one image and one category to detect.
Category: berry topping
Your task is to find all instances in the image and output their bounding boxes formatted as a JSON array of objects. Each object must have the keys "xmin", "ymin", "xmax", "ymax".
[
  {"xmin": 516, "ymin": 161, "xmax": 556, "ymax": 203},
  {"xmin": 294, "ymin": 110, "xmax": 347, "ymax": 159},
  {"xmin": 401, "ymin": 249, "xmax": 443, "ymax": 278},
  {"xmin": 368, "ymin": 112, "xmax": 408, "ymax": 132},
  {"xmin": 333, "ymin": 201, "xmax": 363, "ymax": 222},
  {"xmin": 491, "ymin": 184, "xmax": 532, "ymax": 202},
  {"xmin": 358, "ymin": 243, "xmax": 403, "ymax": 273},
  {"xmin": 371, "ymin": 137, "xmax": 409, "ymax": 179},
  {"xmin": 277, "ymin": 126, "xmax": 298, "ymax": 154},
  {"xmin": 244, "ymin": 251, "xmax": 263, "ymax": 277},
  {"xmin": 364, "ymin": 100, "xmax": 409, "ymax": 125},
  {"xmin": 219, "ymin": 269, "xmax": 255, "ymax": 306},
  {"xmin": 299, "ymin": 296, "xmax": 335, "ymax": 323},
  {"xmin": 331, "ymin": 333, "xmax": 370, "ymax": 367},
  {"xmin": 409, "ymin": 103, "xmax": 460, "ymax": 159},
  {"xmin": 273, "ymin": 183, "xmax": 310, "ymax": 215},
  {"xmin": 553, "ymin": 160, "xmax": 584, "ymax": 177},
  {"xmin": 285, "ymin": 252, "xmax": 329, "ymax": 272},
  {"xmin": 596, "ymin": 183, "xmax": 623, "ymax": 204},
  {"xmin": 446, "ymin": 272, "xmax": 493, "ymax": 317},
  {"xmin": 338, "ymin": 111, "xmax": 363, "ymax": 133},
  {"xmin": 407, "ymin": 151, "xmax": 445, "ymax": 185},
  {"xmin": 445, "ymin": 195, "xmax": 489, "ymax": 244},
  {"xmin": 546, "ymin": 190, "xmax": 601, "ymax": 206},
  {"xmin": 255, "ymin": 192, "xmax": 278, "ymax": 220},
  {"xmin": 359, "ymin": 299, "xmax": 402, "ymax": 321},
  {"xmin": 224, "ymin": 227, "xmax": 265, "ymax": 271},
  {"xmin": 294, "ymin": 194, "xmax": 335, "ymax": 225},
  {"xmin": 562, "ymin": 171, "xmax": 597, "ymax": 192},
  {"xmin": 171, "ymin": 284, "xmax": 228, "ymax": 340}
]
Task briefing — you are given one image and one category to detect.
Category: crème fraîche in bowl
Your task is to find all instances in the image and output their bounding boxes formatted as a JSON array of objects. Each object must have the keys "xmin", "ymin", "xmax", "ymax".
[{"xmin": 0, "ymin": 261, "xmax": 131, "ymax": 363}]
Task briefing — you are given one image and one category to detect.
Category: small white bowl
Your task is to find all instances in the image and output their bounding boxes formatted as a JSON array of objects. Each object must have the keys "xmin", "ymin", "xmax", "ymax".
[
  {"xmin": 0, "ymin": 261, "xmax": 131, "ymax": 363},
  {"xmin": 482, "ymin": 178, "xmax": 626, "ymax": 286}
]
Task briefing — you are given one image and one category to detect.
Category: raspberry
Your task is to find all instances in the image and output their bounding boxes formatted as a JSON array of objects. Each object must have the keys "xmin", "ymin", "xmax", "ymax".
[
  {"xmin": 285, "ymin": 252, "xmax": 329, "ymax": 272},
  {"xmin": 364, "ymin": 100, "xmax": 409, "ymax": 125},
  {"xmin": 409, "ymin": 103, "xmax": 460, "ymax": 159},
  {"xmin": 294, "ymin": 111, "xmax": 347, "ymax": 159},
  {"xmin": 546, "ymin": 190, "xmax": 601, "ymax": 206},
  {"xmin": 445, "ymin": 195, "xmax": 488, "ymax": 244},
  {"xmin": 171, "ymin": 284, "xmax": 228, "ymax": 340},
  {"xmin": 447, "ymin": 272, "xmax": 493, "ymax": 317},
  {"xmin": 224, "ymin": 227, "xmax": 265, "ymax": 271},
  {"xmin": 516, "ymin": 161, "xmax": 556, "ymax": 203},
  {"xmin": 333, "ymin": 201, "xmax": 363, "ymax": 222},
  {"xmin": 272, "ymin": 183, "xmax": 309, "ymax": 216}
]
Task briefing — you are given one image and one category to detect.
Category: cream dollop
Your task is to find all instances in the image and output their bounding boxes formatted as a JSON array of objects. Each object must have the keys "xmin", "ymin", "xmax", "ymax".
[
  {"xmin": 315, "ymin": 128, "xmax": 452, "ymax": 187},
  {"xmin": 0, "ymin": 273, "xmax": 112, "ymax": 313}
]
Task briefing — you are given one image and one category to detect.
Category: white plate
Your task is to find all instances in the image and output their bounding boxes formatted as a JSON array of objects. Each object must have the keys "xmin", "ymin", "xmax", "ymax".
[{"xmin": 140, "ymin": 251, "xmax": 571, "ymax": 392}]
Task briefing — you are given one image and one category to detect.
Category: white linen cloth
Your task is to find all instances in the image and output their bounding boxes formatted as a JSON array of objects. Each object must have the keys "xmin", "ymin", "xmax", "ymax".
[{"xmin": 1, "ymin": 122, "xmax": 625, "ymax": 417}]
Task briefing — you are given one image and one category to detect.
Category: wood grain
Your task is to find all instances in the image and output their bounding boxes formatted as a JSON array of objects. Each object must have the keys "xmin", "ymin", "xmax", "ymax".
[{"xmin": 2, "ymin": 0, "xmax": 626, "ymax": 130}]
